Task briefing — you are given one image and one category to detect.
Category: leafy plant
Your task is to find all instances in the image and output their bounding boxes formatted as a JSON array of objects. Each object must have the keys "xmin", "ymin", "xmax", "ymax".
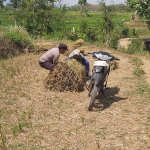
[
  {"xmin": 133, "ymin": 67, "xmax": 145, "ymax": 77},
  {"xmin": 138, "ymin": 83, "xmax": 149, "ymax": 94},
  {"xmin": 67, "ymin": 27, "xmax": 79, "ymax": 41},
  {"xmin": 131, "ymin": 57, "xmax": 143, "ymax": 67},
  {"xmin": 0, "ymin": 25, "xmax": 34, "ymax": 58},
  {"xmin": 121, "ymin": 27, "xmax": 130, "ymax": 38},
  {"xmin": 79, "ymin": 19, "xmax": 88, "ymax": 34},
  {"xmin": 13, "ymin": 0, "xmax": 62, "ymax": 36},
  {"xmin": 85, "ymin": 28, "xmax": 98, "ymax": 42},
  {"xmin": 127, "ymin": 39, "xmax": 145, "ymax": 54},
  {"xmin": 98, "ymin": 2, "xmax": 115, "ymax": 46},
  {"xmin": 110, "ymin": 33, "xmax": 120, "ymax": 49},
  {"xmin": 127, "ymin": 0, "xmax": 150, "ymax": 29},
  {"xmin": 4, "ymin": 26, "xmax": 33, "ymax": 48}
]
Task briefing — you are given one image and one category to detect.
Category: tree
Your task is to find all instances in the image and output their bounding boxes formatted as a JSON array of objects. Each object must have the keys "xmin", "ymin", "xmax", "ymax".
[
  {"xmin": 61, "ymin": 4, "xmax": 68, "ymax": 16},
  {"xmin": 47, "ymin": 0, "xmax": 58, "ymax": 6},
  {"xmin": 10, "ymin": 0, "xmax": 20, "ymax": 8},
  {"xmin": 57, "ymin": 0, "xmax": 63, "ymax": 8},
  {"xmin": 78, "ymin": 0, "xmax": 87, "ymax": 13},
  {"xmin": 13, "ymin": 0, "xmax": 62, "ymax": 36},
  {"xmin": 0, "ymin": 0, "xmax": 6, "ymax": 8},
  {"xmin": 127, "ymin": 0, "xmax": 150, "ymax": 29},
  {"xmin": 99, "ymin": 0, "xmax": 114, "ymax": 46}
]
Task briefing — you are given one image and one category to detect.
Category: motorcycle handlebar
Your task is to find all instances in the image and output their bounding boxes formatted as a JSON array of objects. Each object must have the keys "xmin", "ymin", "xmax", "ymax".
[
  {"xmin": 113, "ymin": 57, "xmax": 120, "ymax": 61},
  {"xmin": 87, "ymin": 52, "xmax": 92, "ymax": 54},
  {"xmin": 87, "ymin": 52, "xmax": 120, "ymax": 61}
]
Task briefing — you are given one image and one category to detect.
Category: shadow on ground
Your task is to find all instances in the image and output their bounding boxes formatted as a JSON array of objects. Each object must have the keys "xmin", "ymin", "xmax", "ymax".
[{"xmin": 93, "ymin": 86, "xmax": 127, "ymax": 111}]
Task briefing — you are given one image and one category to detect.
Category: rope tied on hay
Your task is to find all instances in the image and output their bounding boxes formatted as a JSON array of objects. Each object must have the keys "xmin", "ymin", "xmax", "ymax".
[{"xmin": 44, "ymin": 60, "xmax": 87, "ymax": 92}]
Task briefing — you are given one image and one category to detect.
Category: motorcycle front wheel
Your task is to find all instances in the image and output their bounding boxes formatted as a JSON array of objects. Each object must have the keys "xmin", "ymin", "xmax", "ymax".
[{"xmin": 88, "ymin": 84, "xmax": 98, "ymax": 111}]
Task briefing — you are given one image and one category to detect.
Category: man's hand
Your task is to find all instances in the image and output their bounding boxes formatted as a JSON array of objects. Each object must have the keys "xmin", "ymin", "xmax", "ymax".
[
  {"xmin": 64, "ymin": 57, "xmax": 69, "ymax": 61},
  {"xmin": 54, "ymin": 62, "xmax": 59, "ymax": 66}
]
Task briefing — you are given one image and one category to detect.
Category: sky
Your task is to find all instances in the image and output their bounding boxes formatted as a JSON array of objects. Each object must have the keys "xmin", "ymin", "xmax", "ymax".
[
  {"xmin": 62, "ymin": 0, "xmax": 126, "ymax": 6},
  {"xmin": 4, "ymin": 0, "xmax": 126, "ymax": 6}
]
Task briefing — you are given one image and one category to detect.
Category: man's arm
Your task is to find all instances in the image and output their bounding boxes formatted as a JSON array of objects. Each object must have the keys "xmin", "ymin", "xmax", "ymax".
[{"xmin": 64, "ymin": 51, "xmax": 75, "ymax": 61}]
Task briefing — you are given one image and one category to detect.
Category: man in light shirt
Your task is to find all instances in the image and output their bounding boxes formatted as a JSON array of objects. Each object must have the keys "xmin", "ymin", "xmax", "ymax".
[{"xmin": 39, "ymin": 43, "xmax": 68, "ymax": 72}]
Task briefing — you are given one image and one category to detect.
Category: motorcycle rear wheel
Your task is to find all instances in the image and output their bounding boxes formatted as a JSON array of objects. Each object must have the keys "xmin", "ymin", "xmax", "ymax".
[{"xmin": 88, "ymin": 84, "xmax": 98, "ymax": 111}]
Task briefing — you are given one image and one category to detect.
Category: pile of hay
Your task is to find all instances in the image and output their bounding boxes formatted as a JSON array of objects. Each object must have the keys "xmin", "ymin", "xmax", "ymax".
[
  {"xmin": 74, "ymin": 39, "xmax": 84, "ymax": 49},
  {"xmin": 44, "ymin": 59, "xmax": 87, "ymax": 92},
  {"xmin": 65, "ymin": 39, "xmax": 85, "ymax": 56},
  {"xmin": 74, "ymin": 39, "xmax": 85, "ymax": 54},
  {"xmin": 34, "ymin": 40, "xmax": 56, "ymax": 52},
  {"xmin": 110, "ymin": 60, "xmax": 119, "ymax": 71}
]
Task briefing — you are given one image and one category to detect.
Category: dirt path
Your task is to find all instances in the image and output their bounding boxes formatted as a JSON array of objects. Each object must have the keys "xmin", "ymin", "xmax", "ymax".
[
  {"xmin": 118, "ymin": 38, "xmax": 150, "ymax": 86},
  {"xmin": 26, "ymin": 46, "xmax": 150, "ymax": 149},
  {"xmin": 2, "ymin": 43, "xmax": 150, "ymax": 150}
]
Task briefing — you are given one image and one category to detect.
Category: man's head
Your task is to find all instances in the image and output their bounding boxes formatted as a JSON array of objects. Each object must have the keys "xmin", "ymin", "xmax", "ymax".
[
  {"xmin": 72, "ymin": 49, "xmax": 80, "ymax": 59},
  {"xmin": 58, "ymin": 43, "xmax": 68, "ymax": 54}
]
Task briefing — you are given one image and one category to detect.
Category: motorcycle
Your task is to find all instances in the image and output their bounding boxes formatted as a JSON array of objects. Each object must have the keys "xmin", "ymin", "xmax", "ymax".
[{"xmin": 87, "ymin": 51, "xmax": 120, "ymax": 111}]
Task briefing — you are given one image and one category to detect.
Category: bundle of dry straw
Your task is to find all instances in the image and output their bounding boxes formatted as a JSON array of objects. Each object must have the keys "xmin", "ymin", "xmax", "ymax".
[
  {"xmin": 65, "ymin": 39, "xmax": 85, "ymax": 56},
  {"xmin": 44, "ymin": 59, "xmax": 87, "ymax": 92}
]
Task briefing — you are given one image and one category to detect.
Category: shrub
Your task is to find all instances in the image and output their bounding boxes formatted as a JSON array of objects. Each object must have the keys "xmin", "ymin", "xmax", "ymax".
[
  {"xmin": 4, "ymin": 26, "xmax": 34, "ymax": 48},
  {"xmin": 0, "ymin": 26, "xmax": 34, "ymax": 59},
  {"xmin": 129, "ymin": 28, "xmax": 138, "ymax": 38},
  {"xmin": 85, "ymin": 29, "xmax": 98, "ymax": 42},
  {"xmin": 110, "ymin": 34, "xmax": 120, "ymax": 50},
  {"xmin": 67, "ymin": 27, "xmax": 79, "ymax": 41},
  {"xmin": 79, "ymin": 19, "xmax": 88, "ymax": 34},
  {"xmin": 121, "ymin": 27, "xmax": 130, "ymax": 38},
  {"xmin": 133, "ymin": 67, "xmax": 145, "ymax": 77},
  {"xmin": 127, "ymin": 39, "xmax": 145, "ymax": 54}
]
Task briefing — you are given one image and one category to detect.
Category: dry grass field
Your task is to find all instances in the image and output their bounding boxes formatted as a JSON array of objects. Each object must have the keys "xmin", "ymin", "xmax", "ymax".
[{"xmin": 0, "ymin": 40, "xmax": 150, "ymax": 150}]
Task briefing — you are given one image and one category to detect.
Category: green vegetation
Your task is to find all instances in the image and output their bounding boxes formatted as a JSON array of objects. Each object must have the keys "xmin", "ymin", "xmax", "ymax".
[
  {"xmin": 1, "ymin": 8, "xmax": 150, "ymax": 57},
  {"xmin": 119, "ymin": 39, "xmax": 146, "ymax": 54},
  {"xmin": 0, "ymin": 11, "xmax": 15, "ymax": 26},
  {"xmin": 0, "ymin": 11, "xmax": 132, "ymax": 33},
  {"xmin": 131, "ymin": 56, "xmax": 150, "ymax": 100},
  {"xmin": 1, "ymin": 2, "xmax": 150, "ymax": 149},
  {"xmin": 0, "ymin": 1, "xmax": 150, "ymax": 60},
  {"xmin": 3, "ymin": 11, "xmax": 146, "ymax": 38},
  {"xmin": 0, "ymin": 25, "xmax": 34, "ymax": 58},
  {"xmin": 4, "ymin": 26, "xmax": 33, "ymax": 46},
  {"xmin": 127, "ymin": 0, "xmax": 150, "ymax": 29}
]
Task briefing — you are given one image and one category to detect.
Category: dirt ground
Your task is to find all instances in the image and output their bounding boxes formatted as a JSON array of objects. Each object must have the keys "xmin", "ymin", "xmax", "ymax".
[
  {"xmin": 1, "ymin": 41, "xmax": 150, "ymax": 150},
  {"xmin": 33, "ymin": 43, "xmax": 150, "ymax": 150},
  {"xmin": 140, "ymin": 56, "xmax": 150, "ymax": 85}
]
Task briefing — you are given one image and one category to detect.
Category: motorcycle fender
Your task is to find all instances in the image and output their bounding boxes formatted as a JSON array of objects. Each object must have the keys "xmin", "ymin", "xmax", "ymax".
[{"xmin": 91, "ymin": 72, "xmax": 103, "ymax": 86}]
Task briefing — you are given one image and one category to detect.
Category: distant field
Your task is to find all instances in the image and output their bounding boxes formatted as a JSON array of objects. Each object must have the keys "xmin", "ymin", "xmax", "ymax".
[
  {"xmin": 0, "ymin": 10, "xmax": 150, "ymax": 38},
  {"xmin": 0, "ymin": 11, "xmax": 132, "ymax": 30},
  {"xmin": 62, "ymin": 11, "xmax": 133, "ymax": 31}
]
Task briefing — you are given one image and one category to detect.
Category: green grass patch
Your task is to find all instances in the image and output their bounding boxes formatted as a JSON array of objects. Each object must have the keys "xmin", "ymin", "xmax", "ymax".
[
  {"xmin": 0, "ymin": 11, "xmax": 132, "ymax": 33},
  {"xmin": 0, "ymin": 12, "xmax": 16, "ymax": 27}
]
